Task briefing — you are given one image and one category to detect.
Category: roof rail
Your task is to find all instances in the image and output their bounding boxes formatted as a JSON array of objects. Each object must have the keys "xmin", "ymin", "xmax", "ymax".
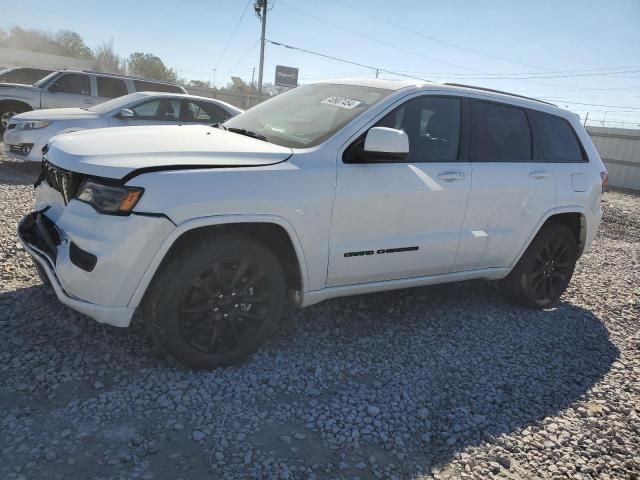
[
  {"xmin": 443, "ymin": 83, "xmax": 556, "ymax": 106},
  {"xmin": 64, "ymin": 69, "xmax": 179, "ymax": 85}
]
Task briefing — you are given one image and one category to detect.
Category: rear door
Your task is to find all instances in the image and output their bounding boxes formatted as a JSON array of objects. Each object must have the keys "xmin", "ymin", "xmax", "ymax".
[
  {"xmin": 327, "ymin": 95, "xmax": 472, "ymax": 286},
  {"xmin": 41, "ymin": 73, "xmax": 93, "ymax": 108},
  {"xmin": 454, "ymin": 99, "xmax": 556, "ymax": 271}
]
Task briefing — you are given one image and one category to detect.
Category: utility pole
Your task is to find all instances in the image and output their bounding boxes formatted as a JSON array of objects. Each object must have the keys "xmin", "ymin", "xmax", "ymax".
[
  {"xmin": 256, "ymin": 0, "xmax": 268, "ymax": 96},
  {"xmin": 375, "ymin": 68, "xmax": 379, "ymax": 78},
  {"xmin": 583, "ymin": 112, "xmax": 589, "ymax": 127},
  {"xmin": 251, "ymin": 67, "xmax": 256, "ymax": 89}
]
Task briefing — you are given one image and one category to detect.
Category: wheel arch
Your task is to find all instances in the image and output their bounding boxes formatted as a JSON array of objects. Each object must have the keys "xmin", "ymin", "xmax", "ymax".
[
  {"xmin": 509, "ymin": 208, "xmax": 588, "ymax": 271},
  {"xmin": 0, "ymin": 98, "xmax": 35, "ymax": 113},
  {"xmin": 128, "ymin": 215, "xmax": 309, "ymax": 309}
]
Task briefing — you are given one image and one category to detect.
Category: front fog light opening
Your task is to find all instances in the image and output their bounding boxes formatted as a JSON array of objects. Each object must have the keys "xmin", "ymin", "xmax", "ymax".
[{"xmin": 21, "ymin": 143, "xmax": 34, "ymax": 155}]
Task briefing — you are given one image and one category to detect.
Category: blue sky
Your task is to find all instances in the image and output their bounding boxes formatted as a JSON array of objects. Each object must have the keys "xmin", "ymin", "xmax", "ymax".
[{"xmin": 4, "ymin": 0, "xmax": 640, "ymax": 126}]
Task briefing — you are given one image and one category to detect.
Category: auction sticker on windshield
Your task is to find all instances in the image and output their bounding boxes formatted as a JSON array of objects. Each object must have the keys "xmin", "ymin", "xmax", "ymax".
[{"xmin": 321, "ymin": 96, "xmax": 362, "ymax": 109}]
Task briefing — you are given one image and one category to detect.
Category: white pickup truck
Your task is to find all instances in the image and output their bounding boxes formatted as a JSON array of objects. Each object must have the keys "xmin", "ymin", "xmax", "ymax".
[
  {"xmin": 18, "ymin": 79, "xmax": 606, "ymax": 369},
  {"xmin": 0, "ymin": 69, "xmax": 186, "ymax": 134}
]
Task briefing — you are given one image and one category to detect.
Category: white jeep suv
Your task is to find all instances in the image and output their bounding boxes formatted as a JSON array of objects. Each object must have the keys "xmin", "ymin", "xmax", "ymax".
[{"xmin": 18, "ymin": 79, "xmax": 607, "ymax": 369}]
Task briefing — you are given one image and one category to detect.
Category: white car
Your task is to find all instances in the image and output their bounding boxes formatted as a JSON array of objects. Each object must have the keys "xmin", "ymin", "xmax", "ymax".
[
  {"xmin": 3, "ymin": 92, "xmax": 242, "ymax": 161},
  {"xmin": 18, "ymin": 79, "xmax": 606, "ymax": 369},
  {"xmin": 0, "ymin": 69, "xmax": 187, "ymax": 134}
]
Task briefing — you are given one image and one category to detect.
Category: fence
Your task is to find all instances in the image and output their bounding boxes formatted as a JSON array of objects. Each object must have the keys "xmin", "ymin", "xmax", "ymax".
[
  {"xmin": 184, "ymin": 85, "xmax": 271, "ymax": 110},
  {"xmin": 587, "ymin": 126, "xmax": 640, "ymax": 191}
]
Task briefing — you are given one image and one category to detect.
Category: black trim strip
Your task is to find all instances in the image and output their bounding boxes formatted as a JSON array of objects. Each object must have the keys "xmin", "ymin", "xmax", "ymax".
[{"xmin": 120, "ymin": 154, "xmax": 293, "ymax": 183}]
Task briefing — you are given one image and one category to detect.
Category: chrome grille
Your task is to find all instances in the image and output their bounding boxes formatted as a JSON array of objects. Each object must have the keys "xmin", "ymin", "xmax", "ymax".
[{"xmin": 41, "ymin": 161, "xmax": 82, "ymax": 204}]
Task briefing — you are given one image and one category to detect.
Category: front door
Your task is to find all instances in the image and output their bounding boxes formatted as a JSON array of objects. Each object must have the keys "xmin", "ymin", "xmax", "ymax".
[
  {"xmin": 41, "ymin": 73, "xmax": 94, "ymax": 108},
  {"xmin": 109, "ymin": 97, "xmax": 183, "ymax": 127},
  {"xmin": 327, "ymin": 96, "xmax": 472, "ymax": 287}
]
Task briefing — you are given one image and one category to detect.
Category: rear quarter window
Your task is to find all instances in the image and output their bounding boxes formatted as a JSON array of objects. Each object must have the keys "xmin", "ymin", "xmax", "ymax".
[
  {"xmin": 133, "ymin": 80, "xmax": 183, "ymax": 94},
  {"xmin": 531, "ymin": 111, "xmax": 587, "ymax": 162}
]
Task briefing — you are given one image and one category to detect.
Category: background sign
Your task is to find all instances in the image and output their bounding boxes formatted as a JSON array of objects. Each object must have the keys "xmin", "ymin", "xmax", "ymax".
[{"xmin": 275, "ymin": 65, "xmax": 298, "ymax": 88}]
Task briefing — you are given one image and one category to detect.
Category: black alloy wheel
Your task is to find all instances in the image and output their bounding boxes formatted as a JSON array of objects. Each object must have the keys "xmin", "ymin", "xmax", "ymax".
[
  {"xmin": 504, "ymin": 222, "xmax": 578, "ymax": 308},
  {"xmin": 143, "ymin": 233, "xmax": 286, "ymax": 369},
  {"xmin": 178, "ymin": 257, "xmax": 272, "ymax": 354}
]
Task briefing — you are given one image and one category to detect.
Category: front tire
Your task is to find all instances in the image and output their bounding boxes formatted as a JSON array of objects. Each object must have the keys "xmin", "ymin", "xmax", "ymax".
[
  {"xmin": 143, "ymin": 233, "xmax": 286, "ymax": 369},
  {"xmin": 504, "ymin": 223, "xmax": 577, "ymax": 308},
  {"xmin": 0, "ymin": 103, "xmax": 30, "ymax": 135}
]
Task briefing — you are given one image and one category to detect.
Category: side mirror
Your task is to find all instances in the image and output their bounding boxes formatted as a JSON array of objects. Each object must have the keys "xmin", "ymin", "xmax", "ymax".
[
  {"xmin": 362, "ymin": 127, "xmax": 409, "ymax": 161},
  {"xmin": 48, "ymin": 82, "xmax": 59, "ymax": 92},
  {"xmin": 118, "ymin": 108, "xmax": 134, "ymax": 119}
]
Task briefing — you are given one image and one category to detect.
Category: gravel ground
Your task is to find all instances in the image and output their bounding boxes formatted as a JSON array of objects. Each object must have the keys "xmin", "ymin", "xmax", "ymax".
[{"xmin": 1, "ymin": 144, "xmax": 639, "ymax": 480}]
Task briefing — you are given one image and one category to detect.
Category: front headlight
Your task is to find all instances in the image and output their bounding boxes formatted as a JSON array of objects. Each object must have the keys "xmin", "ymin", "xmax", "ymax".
[
  {"xmin": 18, "ymin": 120, "xmax": 52, "ymax": 130},
  {"xmin": 76, "ymin": 179, "xmax": 144, "ymax": 214}
]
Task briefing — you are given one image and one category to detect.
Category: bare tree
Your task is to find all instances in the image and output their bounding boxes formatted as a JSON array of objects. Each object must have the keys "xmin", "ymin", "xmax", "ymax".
[{"xmin": 93, "ymin": 39, "xmax": 126, "ymax": 74}]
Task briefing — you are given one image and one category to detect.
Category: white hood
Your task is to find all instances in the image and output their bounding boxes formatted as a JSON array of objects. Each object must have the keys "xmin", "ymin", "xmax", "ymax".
[
  {"xmin": 12, "ymin": 108, "xmax": 99, "ymax": 121},
  {"xmin": 45, "ymin": 124, "xmax": 293, "ymax": 179},
  {"xmin": 15, "ymin": 108, "xmax": 100, "ymax": 121}
]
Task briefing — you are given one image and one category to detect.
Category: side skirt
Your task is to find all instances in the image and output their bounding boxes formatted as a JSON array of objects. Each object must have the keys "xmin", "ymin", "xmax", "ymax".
[{"xmin": 300, "ymin": 267, "xmax": 510, "ymax": 307}]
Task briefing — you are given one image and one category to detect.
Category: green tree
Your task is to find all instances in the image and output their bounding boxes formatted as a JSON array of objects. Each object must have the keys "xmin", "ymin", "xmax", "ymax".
[
  {"xmin": 55, "ymin": 30, "xmax": 93, "ymax": 58},
  {"xmin": 127, "ymin": 52, "xmax": 177, "ymax": 82}
]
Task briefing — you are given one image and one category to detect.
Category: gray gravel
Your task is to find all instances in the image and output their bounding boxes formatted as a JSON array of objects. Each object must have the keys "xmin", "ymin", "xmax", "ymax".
[{"xmin": 1, "ymin": 144, "xmax": 639, "ymax": 480}]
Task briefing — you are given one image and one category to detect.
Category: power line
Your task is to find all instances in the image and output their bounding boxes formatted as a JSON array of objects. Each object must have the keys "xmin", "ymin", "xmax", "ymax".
[
  {"xmin": 212, "ymin": 0, "xmax": 253, "ymax": 83},
  {"xmin": 277, "ymin": 0, "xmax": 483, "ymax": 73},
  {"xmin": 218, "ymin": 38, "xmax": 261, "ymax": 86},
  {"xmin": 330, "ymin": 0, "xmax": 553, "ymax": 71},
  {"xmin": 267, "ymin": 39, "xmax": 435, "ymax": 83}
]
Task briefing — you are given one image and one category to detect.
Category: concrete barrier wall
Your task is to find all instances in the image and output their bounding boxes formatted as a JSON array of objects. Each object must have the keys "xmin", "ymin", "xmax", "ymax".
[{"xmin": 587, "ymin": 126, "xmax": 640, "ymax": 191}]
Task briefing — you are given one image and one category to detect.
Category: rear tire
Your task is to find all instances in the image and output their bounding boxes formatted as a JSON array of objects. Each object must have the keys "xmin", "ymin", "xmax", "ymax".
[
  {"xmin": 143, "ymin": 233, "xmax": 286, "ymax": 370},
  {"xmin": 504, "ymin": 223, "xmax": 577, "ymax": 308}
]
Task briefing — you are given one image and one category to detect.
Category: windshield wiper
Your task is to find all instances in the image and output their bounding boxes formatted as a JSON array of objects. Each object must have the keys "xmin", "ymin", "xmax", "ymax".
[{"xmin": 226, "ymin": 127, "xmax": 268, "ymax": 142}]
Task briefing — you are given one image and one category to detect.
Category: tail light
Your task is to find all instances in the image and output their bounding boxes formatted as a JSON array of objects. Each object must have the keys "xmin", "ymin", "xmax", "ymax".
[{"xmin": 600, "ymin": 171, "xmax": 609, "ymax": 191}]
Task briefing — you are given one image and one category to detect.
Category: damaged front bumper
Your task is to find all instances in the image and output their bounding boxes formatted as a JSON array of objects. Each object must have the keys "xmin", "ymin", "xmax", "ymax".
[{"xmin": 18, "ymin": 210, "xmax": 136, "ymax": 327}]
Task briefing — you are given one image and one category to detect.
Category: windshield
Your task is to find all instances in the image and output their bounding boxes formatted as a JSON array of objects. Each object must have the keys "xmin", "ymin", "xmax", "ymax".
[
  {"xmin": 88, "ymin": 92, "xmax": 149, "ymax": 114},
  {"xmin": 223, "ymin": 83, "xmax": 392, "ymax": 148},
  {"xmin": 33, "ymin": 71, "xmax": 58, "ymax": 87}
]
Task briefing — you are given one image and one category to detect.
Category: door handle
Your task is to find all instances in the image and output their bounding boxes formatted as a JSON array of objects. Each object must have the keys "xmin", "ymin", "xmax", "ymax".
[
  {"xmin": 437, "ymin": 171, "xmax": 465, "ymax": 182},
  {"xmin": 529, "ymin": 170, "xmax": 550, "ymax": 179}
]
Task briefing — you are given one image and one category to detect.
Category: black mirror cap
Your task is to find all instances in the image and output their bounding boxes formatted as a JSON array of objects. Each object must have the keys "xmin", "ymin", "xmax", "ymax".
[{"xmin": 48, "ymin": 83, "xmax": 59, "ymax": 92}]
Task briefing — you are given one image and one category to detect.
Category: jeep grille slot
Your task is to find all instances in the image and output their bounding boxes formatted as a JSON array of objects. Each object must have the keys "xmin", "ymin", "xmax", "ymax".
[{"xmin": 41, "ymin": 161, "xmax": 83, "ymax": 204}]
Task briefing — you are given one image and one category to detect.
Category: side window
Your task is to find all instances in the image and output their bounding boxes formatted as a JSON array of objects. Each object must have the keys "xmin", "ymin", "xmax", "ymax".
[
  {"xmin": 54, "ymin": 74, "xmax": 91, "ymax": 95},
  {"xmin": 469, "ymin": 101, "xmax": 532, "ymax": 161},
  {"xmin": 532, "ymin": 111, "xmax": 586, "ymax": 162},
  {"xmin": 183, "ymin": 100, "xmax": 230, "ymax": 123},
  {"xmin": 131, "ymin": 98, "xmax": 181, "ymax": 120},
  {"xmin": 376, "ymin": 96, "xmax": 461, "ymax": 162},
  {"xmin": 133, "ymin": 80, "xmax": 182, "ymax": 93},
  {"xmin": 97, "ymin": 77, "xmax": 128, "ymax": 98}
]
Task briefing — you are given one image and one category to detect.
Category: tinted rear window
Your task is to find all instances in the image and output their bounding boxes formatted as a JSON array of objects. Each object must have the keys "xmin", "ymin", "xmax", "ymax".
[
  {"xmin": 133, "ymin": 80, "xmax": 182, "ymax": 93},
  {"xmin": 469, "ymin": 101, "xmax": 532, "ymax": 161},
  {"xmin": 532, "ymin": 111, "xmax": 586, "ymax": 162},
  {"xmin": 97, "ymin": 76, "xmax": 128, "ymax": 98}
]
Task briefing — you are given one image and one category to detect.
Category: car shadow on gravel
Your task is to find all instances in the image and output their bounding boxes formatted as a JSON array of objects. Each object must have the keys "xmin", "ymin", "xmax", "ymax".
[
  {"xmin": 1, "ymin": 280, "xmax": 620, "ymax": 478},
  {"xmin": 276, "ymin": 281, "xmax": 621, "ymax": 473}
]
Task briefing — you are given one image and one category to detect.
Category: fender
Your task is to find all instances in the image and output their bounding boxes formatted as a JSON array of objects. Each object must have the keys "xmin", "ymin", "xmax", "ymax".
[
  {"xmin": 507, "ymin": 206, "xmax": 588, "ymax": 271},
  {"xmin": 127, "ymin": 214, "xmax": 310, "ymax": 308}
]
